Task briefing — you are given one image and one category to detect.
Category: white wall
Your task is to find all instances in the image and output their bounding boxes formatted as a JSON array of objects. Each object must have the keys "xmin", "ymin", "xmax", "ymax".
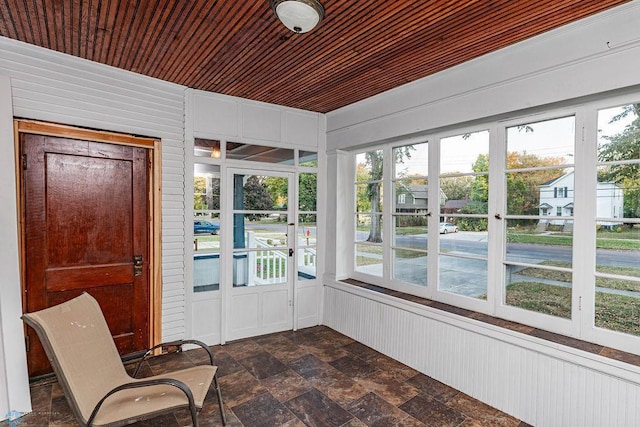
[
  {"xmin": 0, "ymin": 36, "xmax": 187, "ymax": 415},
  {"xmin": 322, "ymin": 2, "xmax": 640, "ymax": 425},
  {"xmin": 0, "ymin": 75, "xmax": 31, "ymax": 419}
]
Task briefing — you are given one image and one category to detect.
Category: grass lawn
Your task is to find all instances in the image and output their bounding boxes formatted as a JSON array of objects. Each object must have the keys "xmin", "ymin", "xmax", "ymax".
[
  {"xmin": 518, "ymin": 261, "xmax": 640, "ymax": 292},
  {"xmin": 506, "ymin": 282, "xmax": 640, "ymax": 336},
  {"xmin": 507, "ymin": 228, "xmax": 639, "ymax": 250}
]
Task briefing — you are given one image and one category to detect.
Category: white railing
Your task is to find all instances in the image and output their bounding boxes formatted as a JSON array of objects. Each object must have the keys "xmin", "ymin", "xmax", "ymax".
[{"xmin": 248, "ymin": 233, "xmax": 317, "ymax": 284}]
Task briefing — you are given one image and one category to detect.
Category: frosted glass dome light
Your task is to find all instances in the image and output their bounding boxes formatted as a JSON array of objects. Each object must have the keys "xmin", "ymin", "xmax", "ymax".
[{"xmin": 271, "ymin": 0, "xmax": 325, "ymax": 34}]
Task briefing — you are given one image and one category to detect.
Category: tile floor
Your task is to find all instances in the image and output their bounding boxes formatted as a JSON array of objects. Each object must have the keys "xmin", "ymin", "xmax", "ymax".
[{"xmin": 3, "ymin": 326, "xmax": 530, "ymax": 427}]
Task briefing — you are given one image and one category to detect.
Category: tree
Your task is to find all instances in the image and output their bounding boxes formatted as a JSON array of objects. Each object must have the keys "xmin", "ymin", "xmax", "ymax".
[
  {"xmin": 440, "ymin": 175, "xmax": 473, "ymax": 201},
  {"xmin": 243, "ymin": 176, "xmax": 273, "ymax": 220},
  {"xmin": 359, "ymin": 147, "xmax": 415, "ymax": 243},
  {"xmin": 598, "ymin": 103, "xmax": 640, "ymax": 219},
  {"xmin": 466, "ymin": 152, "xmax": 565, "ymax": 222},
  {"xmin": 263, "ymin": 176, "xmax": 288, "ymax": 209}
]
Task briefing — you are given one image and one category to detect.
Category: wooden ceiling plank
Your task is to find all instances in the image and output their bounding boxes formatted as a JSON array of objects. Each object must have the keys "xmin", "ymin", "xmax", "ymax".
[
  {"xmin": 225, "ymin": 0, "xmax": 478, "ymax": 98},
  {"xmin": 0, "ymin": 1, "xmax": 18, "ymax": 40},
  {"xmin": 284, "ymin": 0, "xmax": 592, "ymax": 105},
  {"xmin": 137, "ymin": 0, "xmax": 190, "ymax": 77},
  {"xmin": 168, "ymin": 0, "xmax": 243, "ymax": 86},
  {"xmin": 180, "ymin": 2, "xmax": 269, "ymax": 88},
  {"xmin": 96, "ymin": 0, "xmax": 118, "ymax": 65},
  {"xmin": 158, "ymin": 0, "xmax": 226, "ymax": 83},
  {"xmin": 217, "ymin": 0, "xmax": 442, "ymax": 96},
  {"xmin": 249, "ymin": 0, "xmax": 498, "ymax": 107},
  {"xmin": 208, "ymin": 0, "xmax": 380, "ymax": 89},
  {"xmin": 301, "ymin": 0, "xmax": 623, "ymax": 111},
  {"xmin": 127, "ymin": 0, "xmax": 171, "ymax": 74}
]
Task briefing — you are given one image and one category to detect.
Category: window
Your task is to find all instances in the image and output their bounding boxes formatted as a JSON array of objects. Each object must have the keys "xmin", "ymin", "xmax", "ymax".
[
  {"xmin": 347, "ymin": 97, "xmax": 640, "ymax": 355},
  {"xmin": 193, "ymin": 163, "xmax": 221, "ymax": 292},
  {"xmin": 392, "ymin": 142, "xmax": 428, "ymax": 287},
  {"xmin": 298, "ymin": 166, "xmax": 318, "ymax": 281},
  {"xmin": 439, "ymin": 130, "xmax": 490, "ymax": 299},
  {"xmin": 354, "ymin": 149, "xmax": 383, "ymax": 277},
  {"xmin": 594, "ymin": 103, "xmax": 640, "ymax": 339},
  {"xmin": 504, "ymin": 116, "xmax": 575, "ymax": 319}
]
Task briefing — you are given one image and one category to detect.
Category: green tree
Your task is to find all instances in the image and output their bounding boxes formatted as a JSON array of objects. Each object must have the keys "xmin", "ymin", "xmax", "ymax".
[
  {"xmin": 263, "ymin": 176, "xmax": 288, "ymax": 209},
  {"xmin": 359, "ymin": 147, "xmax": 415, "ymax": 243},
  {"xmin": 243, "ymin": 176, "xmax": 273, "ymax": 220},
  {"xmin": 299, "ymin": 173, "xmax": 317, "ymax": 212},
  {"xmin": 440, "ymin": 175, "xmax": 473, "ymax": 201},
  {"xmin": 598, "ymin": 103, "xmax": 640, "ymax": 219}
]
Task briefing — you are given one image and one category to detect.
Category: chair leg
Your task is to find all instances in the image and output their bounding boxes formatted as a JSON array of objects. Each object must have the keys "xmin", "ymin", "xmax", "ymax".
[{"xmin": 214, "ymin": 374, "xmax": 226, "ymax": 425}]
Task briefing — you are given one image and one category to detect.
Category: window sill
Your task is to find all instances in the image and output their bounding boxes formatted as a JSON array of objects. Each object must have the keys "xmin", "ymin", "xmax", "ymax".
[{"xmin": 340, "ymin": 278, "xmax": 640, "ymax": 368}]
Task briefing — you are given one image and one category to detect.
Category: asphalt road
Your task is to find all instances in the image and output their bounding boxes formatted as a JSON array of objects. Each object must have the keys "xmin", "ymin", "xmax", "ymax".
[{"xmin": 357, "ymin": 231, "xmax": 639, "ymax": 268}]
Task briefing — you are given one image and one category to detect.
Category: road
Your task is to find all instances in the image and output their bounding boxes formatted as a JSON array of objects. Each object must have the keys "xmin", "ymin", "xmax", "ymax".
[{"xmin": 356, "ymin": 231, "xmax": 639, "ymax": 268}]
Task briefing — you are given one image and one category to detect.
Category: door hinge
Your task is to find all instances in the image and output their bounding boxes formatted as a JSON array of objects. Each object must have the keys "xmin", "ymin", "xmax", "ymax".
[
  {"xmin": 25, "ymin": 335, "xmax": 30, "ymax": 352},
  {"xmin": 22, "ymin": 153, "xmax": 27, "ymax": 170},
  {"xmin": 579, "ymin": 296, "xmax": 582, "ymax": 311}
]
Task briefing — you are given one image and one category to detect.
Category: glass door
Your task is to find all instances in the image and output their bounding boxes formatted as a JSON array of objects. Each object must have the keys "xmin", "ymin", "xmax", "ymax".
[{"xmin": 224, "ymin": 168, "xmax": 294, "ymax": 341}]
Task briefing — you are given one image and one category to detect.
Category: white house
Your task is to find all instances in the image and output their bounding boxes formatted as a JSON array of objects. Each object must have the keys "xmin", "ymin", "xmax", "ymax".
[{"xmin": 539, "ymin": 171, "xmax": 624, "ymax": 226}]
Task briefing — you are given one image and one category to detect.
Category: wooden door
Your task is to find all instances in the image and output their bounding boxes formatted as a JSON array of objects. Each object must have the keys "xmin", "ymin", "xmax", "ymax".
[{"xmin": 22, "ymin": 133, "xmax": 150, "ymax": 377}]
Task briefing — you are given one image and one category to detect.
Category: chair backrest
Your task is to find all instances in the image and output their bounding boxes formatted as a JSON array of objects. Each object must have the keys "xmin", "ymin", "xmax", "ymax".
[{"xmin": 22, "ymin": 293, "xmax": 130, "ymax": 424}]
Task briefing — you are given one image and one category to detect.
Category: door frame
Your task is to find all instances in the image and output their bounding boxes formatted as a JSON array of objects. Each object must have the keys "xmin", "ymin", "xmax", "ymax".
[
  {"xmin": 222, "ymin": 167, "xmax": 296, "ymax": 342},
  {"xmin": 15, "ymin": 119, "xmax": 163, "ymax": 350}
]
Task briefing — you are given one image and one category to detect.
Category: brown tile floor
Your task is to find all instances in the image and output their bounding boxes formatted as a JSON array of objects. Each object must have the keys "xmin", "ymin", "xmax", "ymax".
[{"xmin": 3, "ymin": 326, "xmax": 530, "ymax": 427}]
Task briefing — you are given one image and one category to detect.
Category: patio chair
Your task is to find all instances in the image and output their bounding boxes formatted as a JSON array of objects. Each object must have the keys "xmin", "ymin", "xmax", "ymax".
[{"xmin": 22, "ymin": 292, "xmax": 226, "ymax": 426}]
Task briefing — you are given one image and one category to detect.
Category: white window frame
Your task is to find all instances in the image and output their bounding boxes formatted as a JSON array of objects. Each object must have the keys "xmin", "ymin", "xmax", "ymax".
[{"xmin": 347, "ymin": 93, "xmax": 640, "ymax": 356}]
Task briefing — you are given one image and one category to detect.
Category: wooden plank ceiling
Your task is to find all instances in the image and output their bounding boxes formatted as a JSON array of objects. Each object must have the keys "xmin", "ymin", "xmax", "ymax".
[{"xmin": 0, "ymin": 0, "xmax": 630, "ymax": 113}]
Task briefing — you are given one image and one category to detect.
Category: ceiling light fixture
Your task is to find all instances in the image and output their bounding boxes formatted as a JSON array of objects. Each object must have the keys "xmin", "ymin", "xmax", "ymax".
[{"xmin": 271, "ymin": 0, "xmax": 325, "ymax": 34}]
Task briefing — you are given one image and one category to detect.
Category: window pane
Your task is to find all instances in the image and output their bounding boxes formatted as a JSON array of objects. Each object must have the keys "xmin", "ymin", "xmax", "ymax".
[
  {"xmin": 506, "ymin": 116, "xmax": 575, "ymax": 167},
  {"xmin": 227, "ymin": 141, "xmax": 294, "ymax": 164},
  {"xmin": 299, "ymin": 173, "xmax": 317, "ymax": 211},
  {"xmin": 594, "ymin": 103, "xmax": 640, "ymax": 336},
  {"xmin": 298, "ymin": 247, "xmax": 317, "ymax": 281},
  {"xmin": 505, "ymin": 265, "xmax": 572, "ymax": 319},
  {"xmin": 356, "ymin": 214, "xmax": 383, "ymax": 243},
  {"xmin": 356, "ymin": 182, "xmax": 383, "ymax": 213},
  {"xmin": 393, "ymin": 215, "xmax": 427, "ymax": 249},
  {"xmin": 234, "ymin": 250, "xmax": 288, "ymax": 287},
  {"xmin": 233, "ymin": 215, "xmax": 287, "ymax": 249},
  {"xmin": 194, "ymin": 212, "xmax": 220, "ymax": 292},
  {"xmin": 298, "ymin": 214, "xmax": 317, "ymax": 243},
  {"xmin": 440, "ymin": 177, "xmax": 486, "ymax": 215},
  {"xmin": 355, "ymin": 243, "xmax": 382, "ymax": 276},
  {"xmin": 234, "ymin": 175, "xmax": 287, "ymax": 211},
  {"xmin": 356, "ymin": 150, "xmax": 383, "ymax": 182},
  {"xmin": 395, "ymin": 179, "xmax": 427, "ymax": 213},
  {"xmin": 393, "ymin": 249, "xmax": 427, "ymax": 286},
  {"xmin": 595, "ymin": 278, "xmax": 640, "ymax": 336},
  {"xmin": 194, "ymin": 164, "xmax": 220, "ymax": 211},
  {"xmin": 299, "ymin": 150, "xmax": 318, "ymax": 167},
  {"xmin": 194, "ymin": 164, "xmax": 220, "ymax": 293},
  {"xmin": 441, "ymin": 130, "xmax": 489, "ymax": 174},
  {"xmin": 506, "ymin": 219, "xmax": 573, "ymax": 267},
  {"xmin": 597, "ymin": 104, "xmax": 640, "ymax": 163},
  {"xmin": 394, "ymin": 142, "xmax": 428, "ymax": 178},
  {"xmin": 194, "ymin": 138, "xmax": 221, "ymax": 158},
  {"xmin": 439, "ymin": 255, "xmax": 487, "ymax": 298},
  {"xmin": 506, "ymin": 167, "xmax": 573, "ymax": 216}
]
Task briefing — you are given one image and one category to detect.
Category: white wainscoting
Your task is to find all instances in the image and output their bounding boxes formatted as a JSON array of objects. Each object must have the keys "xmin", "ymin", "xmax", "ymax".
[{"xmin": 323, "ymin": 281, "xmax": 640, "ymax": 427}]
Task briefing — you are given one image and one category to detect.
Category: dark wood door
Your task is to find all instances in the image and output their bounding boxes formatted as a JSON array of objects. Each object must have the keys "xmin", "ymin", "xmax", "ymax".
[{"xmin": 22, "ymin": 133, "xmax": 150, "ymax": 377}]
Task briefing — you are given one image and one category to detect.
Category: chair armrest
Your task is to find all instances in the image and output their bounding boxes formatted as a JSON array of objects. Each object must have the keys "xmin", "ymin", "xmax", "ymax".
[
  {"xmin": 87, "ymin": 378, "xmax": 198, "ymax": 427},
  {"xmin": 132, "ymin": 339, "xmax": 214, "ymax": 378}
]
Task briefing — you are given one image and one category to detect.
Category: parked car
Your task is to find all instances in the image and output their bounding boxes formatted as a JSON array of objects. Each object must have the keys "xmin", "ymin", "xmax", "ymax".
[
  {"xmin": 439, "ymin": 222, "xmax": 458, "ymax": 234},
  {"xmin": 194, "ymin": 220, "xmax": 220, "ymax": 235}
]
